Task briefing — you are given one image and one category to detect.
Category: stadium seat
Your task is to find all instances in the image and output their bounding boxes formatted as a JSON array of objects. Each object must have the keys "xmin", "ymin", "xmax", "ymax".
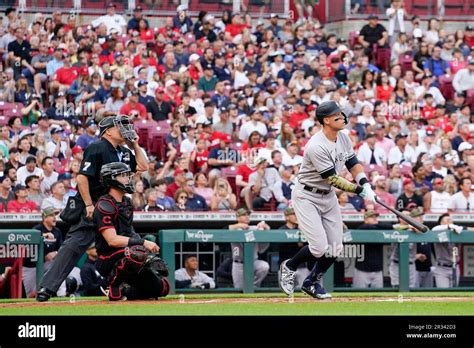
[
  {"xmin": 363, "ymin": 164, "xmax": 388, "ymax": 177},
  {"xmin": 399, "ymin": 54, "xmax": 414, "ymax": 75},
  {"xmin": 0, "ymin": 258, "xmax": 23, "ymax": 299},
  {"xmin": 439, "ymin": 75, "xmax": 455, "ymax": 101},
  {"xmin": 375, "ymin": 48, "xmax": 391, "ymax": 72},
  {"xmin": 349, "ymin": 31, "xmax": 359, "ymax": 48},
  {"xmin": 443, "ymin": 0, "xmax": 465, "ymax": 15},
  {"xmin": 411, "ymin": 0, "xmax": 437, "ymax": 15}
]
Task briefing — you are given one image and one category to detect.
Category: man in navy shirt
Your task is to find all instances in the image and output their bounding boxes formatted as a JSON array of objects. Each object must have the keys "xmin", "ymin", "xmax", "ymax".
[
  {"xmin": 213, "ymin": 53, "xmax": 231, "ymax": 82},
  {"xmin": 76, "ymin": 120, "xmax": 99, "ymax": 150},
  {"xmin": 184, "ymin": 177, "xmax": 208, "ymax": 211},
  {"xmin": 127, "ymin": 6, "xmax": 149, "ymax": 33},
  {"xmin": 277, "ymin": 55, "xmax": 295, "ymax": 86},
  {"xmin": 244, "ymin": 50, "xmax": 262, "ymax": 75},
  {"xmin": 93, "ymin": 72, "xmax": 113, "ymax": 108}
]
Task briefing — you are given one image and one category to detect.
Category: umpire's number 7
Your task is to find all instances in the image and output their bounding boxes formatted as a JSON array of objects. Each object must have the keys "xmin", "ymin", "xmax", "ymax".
[{"xmin": 82, "ymin": 162, "xmax": 91, "ymax": 171}]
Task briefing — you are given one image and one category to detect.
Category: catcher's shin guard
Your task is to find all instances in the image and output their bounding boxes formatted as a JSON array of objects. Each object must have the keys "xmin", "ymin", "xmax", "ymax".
[{"xmin": 107, "ymin": 246, "xmax": 149, "ymax": 291}]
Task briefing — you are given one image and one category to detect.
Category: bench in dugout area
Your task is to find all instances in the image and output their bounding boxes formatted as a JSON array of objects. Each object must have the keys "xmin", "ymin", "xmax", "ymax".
[{"xmin": 159, "ymin": 228, "xmax": 474, "ymax": 294}]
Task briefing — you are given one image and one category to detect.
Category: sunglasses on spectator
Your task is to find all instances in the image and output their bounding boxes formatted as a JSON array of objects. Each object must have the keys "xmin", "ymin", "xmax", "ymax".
[{"xmin": 179, "ymin": 195, "xmax": 188, "ymax": 199}]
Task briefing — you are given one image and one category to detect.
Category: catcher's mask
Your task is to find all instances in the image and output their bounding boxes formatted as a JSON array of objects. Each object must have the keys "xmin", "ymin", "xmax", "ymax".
[
  {"xmin": 100, "ymin": 162, "xmax": 135, "ymax": 194},
  {"xmin": 99, "ymin": 115, "xmax": 137, "ymax": 142}
]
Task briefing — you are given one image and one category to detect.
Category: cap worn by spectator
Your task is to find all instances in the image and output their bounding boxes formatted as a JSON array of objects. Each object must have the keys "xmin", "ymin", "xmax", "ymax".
[
  {"xmin": 154, "ymin": 161, "xmax": 164, "ymax": 170},
  {"xmin": 395, "ymin": 133, "xmax": 408, "ymax": 142},
  {"xmin": 425, "ymin": 126, "xmax": 436, "ymax": 136},
  {"xmin": 85, "ymin": 119, "xmax": 96, "ymax": 127},
  {"xmin": 13, "ymin": 184, "xmax": 27, "ymax": 193},
  {"xmin": 137, "ymin": 80, "xmax": 148, "ymax": 87},
  {"xmin": 284, "ymin": 55, "xmax": 294, "ymax": 63},
  {"xmin": 372, "ymin": 175, "xmax": 385, "ymax": 186},
  {"xmin": 403, "ymin": 178, "xmax": 413, "ymax": 187},
  {"xmin": 165, "ymin": 80, "xmax": 177, "ymax": 88},
  {"xmin": 51, "ymin": 126, "xmax": 64, "ymax": 134},
  {"xmin": 42, "ymin": 207, "xmax": 60, "ymax": 217},
  {"xmin": 58, "ymin": 172, "xmax": 72, "ymax": 180},
  {"xmin": 0, "ymin": 176, "xmax": 9, "ymax": 183},
  {"xmin": 19, "ymin": 129, "xmax": 34, "ymax": 139},
  {"xmin": 284, "ymin": 207, "xmax": 295, "ymax": 216},
  {"xmin": 270, "ymin": 13, "xmax": 279, "ymax": 18},
  {"xmin": 365, "ymin": 132, "xmax": 376, "ymax": 140},
  {"xmin": 174, "ymin": 168, "xmax": 188, "ymax": 177},
  {"xmin": 368, "ymin": 14, "xmax": 378, "ymax": 19},
  {"xmin": 455, "ymin": 161, "xmax": 466, "ymax": 168},
  {"xmin": 104, "ymin": 72, "xmax": 113, "ymax": 80},
  {"xmin": 364, "ymin": 210, "xmax": 379, "ymax": 218},
  {"xmin": 236, "ymin": 208, "xmax": 251, "ymax": 217},
  {"xmin": 72, "ymin": 146, "xmax": 83, "ymax": 156},
  {"xmin": 107, "ymin": 2, "xmax": 116, "ymax": 8},
  {"xmin": 287, "ymin": 140, "xmax": 299, "ymax": 149},
  {"xmin": 432, "ymin": 178, "xmax": 444, "ymax": 185},
  {"xmin": 189, "ymin": 53, "xmax": 200, "ymax": 62},
  {"xmin": 204, "ymin": 64, "xmax": 213, "ymax": 70},
  {"xmin": 134, "ymin": 5, "xmax": 143, "ymax": 11}
]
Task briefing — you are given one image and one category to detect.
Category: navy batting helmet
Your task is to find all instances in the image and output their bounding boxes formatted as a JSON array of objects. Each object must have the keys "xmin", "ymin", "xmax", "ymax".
[
  {"xmin": 316, "ymin": 101, "xmax": 347, "ymax": 125},
  {"xmin": 100, "ymin": 162, "xmax": 135, "ymax": 194}
]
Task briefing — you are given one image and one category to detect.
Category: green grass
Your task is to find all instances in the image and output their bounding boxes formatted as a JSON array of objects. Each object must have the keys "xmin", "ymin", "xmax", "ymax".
[{"xmin": 1, "ymin": 292, "xmax": 474, "ymax": 316}]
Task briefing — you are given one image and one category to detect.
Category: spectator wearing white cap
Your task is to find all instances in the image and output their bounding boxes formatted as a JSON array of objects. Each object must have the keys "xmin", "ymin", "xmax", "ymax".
[
  {"xmin": 91, "ymin": 3, "xmax": 126, "ymax": 35},
  {"xmin": 173, "ymin": 4, "xmax": 193, "ymax": 34},
  {"xmin": 372, "ymin": 175, "xmax": 396, "ymax": 210},
  {"xmin": 46, "ymin": 126, "xmax": 70, "ymax": 160}
]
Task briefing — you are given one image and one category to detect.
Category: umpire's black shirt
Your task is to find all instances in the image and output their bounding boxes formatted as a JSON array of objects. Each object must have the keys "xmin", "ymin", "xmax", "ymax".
[{"xmin": 79, "ymin": 139, "xmax": 137, "ymax": 202}]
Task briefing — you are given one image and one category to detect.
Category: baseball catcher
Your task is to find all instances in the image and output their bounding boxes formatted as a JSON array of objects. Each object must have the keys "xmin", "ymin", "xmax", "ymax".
[{"xmin": 94, "ymin": 162, "xmax": 170, "ymax": 300}]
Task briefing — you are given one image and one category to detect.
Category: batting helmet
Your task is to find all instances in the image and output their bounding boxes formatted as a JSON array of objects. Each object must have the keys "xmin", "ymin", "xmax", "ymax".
[
  {"xmin": 98, "ymin": 115, "xmax": 137, "ymax": 142},
  {"xmin": 316, "ymin": 101, "xmax": 347, "ymax": 125},
  {"xmin": 100, "ymin": 162, "xmax": 135, "ymax": 194}
]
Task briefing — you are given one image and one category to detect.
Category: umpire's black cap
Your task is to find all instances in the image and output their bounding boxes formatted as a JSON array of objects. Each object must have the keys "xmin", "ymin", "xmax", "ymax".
[{"xmin": 316, "ymin": 101, "xmax": 346, "ymax": 125}]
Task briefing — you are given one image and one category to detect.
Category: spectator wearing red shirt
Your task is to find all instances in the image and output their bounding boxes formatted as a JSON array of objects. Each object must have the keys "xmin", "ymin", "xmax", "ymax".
[
  {"xmin": 225, "ymin": 13, "xmax": 248, "ymax": 39},
  {"xmin": 120, "ymin": 90, "xmax": 148, "ymax": 119},
  {"xmin": 288, "ymin": 101, "xmax": 309, "ymax": 129},
  {"xmin": 7, "ymin": 185, "xmax": 38, "ymax": 213},
  {"xmin": 190, "ymin": 136, "xmax": 209, "ymax": 173},
  {"xmin": 421, "ymin": 94, "xmax": 436, "ymax": 120},
  {"xmin": 241, "ymin": 131, "xmax": 265, "ymax": 152},
  {"xmin": 166, "ymin": 168, "xmax": 188, "ymax": 198},
  {"xmin": 52, "ymin": 54, "xmax": 78, "ymax": 90},
  {"xmin": 236, "ymin": 161, "xmax": 255, "ymax": 209},
  {"xmin": 188, "ymin": 53, "xmax": 202, "ymax": 81},
  {"xmin": 375, "ymin": 71, "xmax": 393, "ymax": 102}
]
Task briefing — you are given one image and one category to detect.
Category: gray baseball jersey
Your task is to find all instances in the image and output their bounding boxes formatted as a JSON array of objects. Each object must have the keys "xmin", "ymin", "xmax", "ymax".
[{"xmin": 298, "ymin": 130, "xmax": 356, "ymax": 189}]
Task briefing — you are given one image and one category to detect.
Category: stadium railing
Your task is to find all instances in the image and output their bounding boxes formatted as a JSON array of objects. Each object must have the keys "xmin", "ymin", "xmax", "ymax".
[{"xmin": 159, "ymin": 228, "xmax": 474, "ymax": 294}]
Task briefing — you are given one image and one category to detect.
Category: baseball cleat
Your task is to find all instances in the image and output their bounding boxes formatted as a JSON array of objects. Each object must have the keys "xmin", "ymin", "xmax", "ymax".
[
  {"xmin": 36, "ymin": 287, "xmax": 55, "ymax": 302},
  {"xmin": 301, "ymin": 281, "xmax": 332, "ymax": 300},
  {"xmin": 279, "ymin": 259, "xmax": 297, "ymax": 295}
]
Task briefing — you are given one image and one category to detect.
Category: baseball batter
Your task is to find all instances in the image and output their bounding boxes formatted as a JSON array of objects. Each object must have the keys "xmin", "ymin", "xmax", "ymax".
[{"xmin": 279, "ymin": 101, "xmax": 377, "ymax": 299}]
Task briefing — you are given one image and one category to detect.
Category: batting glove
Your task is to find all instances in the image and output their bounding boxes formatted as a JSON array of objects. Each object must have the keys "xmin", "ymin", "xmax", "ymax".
[{"xmin": 359, "ymin": 183, "xmax": 377, "ymax": 203}]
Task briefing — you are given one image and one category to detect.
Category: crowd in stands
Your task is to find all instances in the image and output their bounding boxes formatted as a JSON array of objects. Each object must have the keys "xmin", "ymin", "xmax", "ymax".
[{"xmin": 0, "ymin": 3, "xmax": 473, "ymax": 216}]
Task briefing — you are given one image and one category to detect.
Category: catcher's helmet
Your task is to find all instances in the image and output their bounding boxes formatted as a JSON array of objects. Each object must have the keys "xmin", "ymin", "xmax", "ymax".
[
  {"xmin": 100, "ymin": 162, "xmax": 135, "ymax": 194},
  {"xmin": 316, "ymin": 101, "xmax": 347, "ymax": 125},
  {"xmin": 98, "ymin": 115, "xmax": 137, "ymax": 142}
]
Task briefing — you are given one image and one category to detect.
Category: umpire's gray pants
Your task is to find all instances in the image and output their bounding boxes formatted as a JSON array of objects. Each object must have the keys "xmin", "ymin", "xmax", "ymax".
[
  {"xmin": 434, "ymin": 266, "xmax": 460, "ymax": 288},
  {"xmin": 352, "ymin": 269, "xmax": 383, "ymax": 288},
  {"xmin": 416, "ymin": 271, "xmax": 433, "ymax": 288},
  {"xmin": 232, "ymin": 260, "xmax": 270, "ymax": 289},
  {"xmin": 389, "ymin": 261, "xmax": 416, "ymax": 288},
  {"xmin": 40, "ymin": 217, "xmax": 95, "ymax": 293},
  {"xmin": 292, "ymin": 184, "xmax": 343, "ymax": 258},
  {"xmin": 22, "ymin": 261, "xmax": 53, "ymax": 297}
]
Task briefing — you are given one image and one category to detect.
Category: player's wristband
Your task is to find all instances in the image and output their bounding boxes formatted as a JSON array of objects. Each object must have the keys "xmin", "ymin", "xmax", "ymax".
[
  {"xmin": 355, "ymin": 186, "xmax": 364, "ymax": 195},
  {"xmin": 355, "ymin": 172, "xmax": 369, "ymax": 186},
  {"xmin": 128, "ymin": 238, "xmax": 145, "ymax": 246}
]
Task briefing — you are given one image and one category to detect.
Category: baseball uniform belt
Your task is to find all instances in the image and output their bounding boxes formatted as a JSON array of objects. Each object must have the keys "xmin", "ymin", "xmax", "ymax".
[
  {"xmin": 393, "ymin": 260, "xmax": 414, "ymax": 264},
  {"xmin": 233, "ymin": 260, "xmax": 243, "ymax": 264},
  {"xmin": 438, "ymin": 262, "xmax": 454, "ymax": 267},
  {"xmin": 303, "ymin": 185, "xmax": 331, "ymax": 195}
]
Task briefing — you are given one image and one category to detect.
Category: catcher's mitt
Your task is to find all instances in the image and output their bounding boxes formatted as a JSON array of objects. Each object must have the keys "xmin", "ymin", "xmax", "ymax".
[{"xmin": 142, "ymin": 255, "xmax": 169, "ymax": 277}]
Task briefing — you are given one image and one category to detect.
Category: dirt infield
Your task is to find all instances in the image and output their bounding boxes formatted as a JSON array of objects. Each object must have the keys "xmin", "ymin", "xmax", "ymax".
[{"xmin": 2, "ymin": 295, "xmax": 474, "ymax": 308}]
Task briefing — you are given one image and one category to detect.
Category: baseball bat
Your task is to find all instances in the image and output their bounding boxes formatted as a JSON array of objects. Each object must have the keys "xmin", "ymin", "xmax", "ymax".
[{"xmin": 375, "ymin": 197, "xmax": 429, "ymax": 233}]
